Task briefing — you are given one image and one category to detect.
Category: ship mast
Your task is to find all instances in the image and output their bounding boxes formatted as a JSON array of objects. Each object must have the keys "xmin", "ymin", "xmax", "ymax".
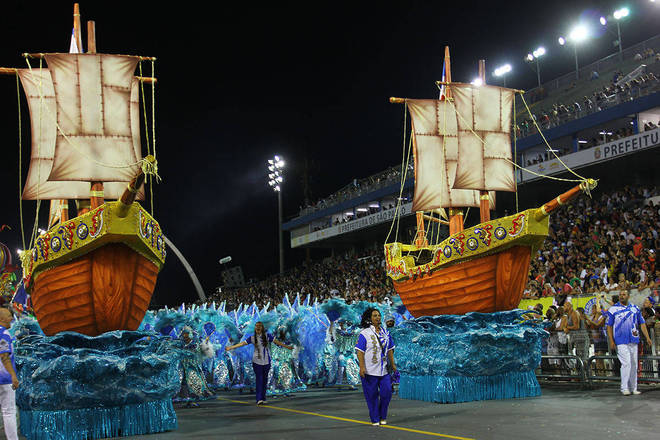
[
  {"xmin": 477, "ymin": 59, "xmax": 491, "ymax": 224},
  {"xmin": 445, "ymin": 47, "xmax": 464, "ymax": 236},
  {"xmin": 47, "ymin": 3, "xmax": 85, "ymax": 225},
  {"xmin": 87, "ymin": 19, "xmax": 105, "ymax": 211}
]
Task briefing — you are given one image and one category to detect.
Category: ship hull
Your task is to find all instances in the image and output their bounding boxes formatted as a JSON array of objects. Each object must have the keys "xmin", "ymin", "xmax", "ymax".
[
  {"xmin": 31, "ymin": 243, "xmax": 158, "ymax": 336},
  {"xmin": 22, "ymin": 201, "xmax": 166, "ymax": 336},
  {"xmin": 393, "ymin": 245, "xmax": 531, "ymax": 317}
]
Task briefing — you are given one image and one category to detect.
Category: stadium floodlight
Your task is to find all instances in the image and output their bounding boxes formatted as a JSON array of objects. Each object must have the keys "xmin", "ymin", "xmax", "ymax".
[
  {"xmin": 560, "ymin": 25, "xmax": 589, "ymax": 79},
  {"xmin": 471, "ymin": 77, "xmax": 483, "ymax": 86},
  {"xmin": 612, "ymin": 7, "xmax": 630, "ymax": 60},
  {"xmin": 527, "ymin": 47, "xmax": 546, "ymax": 88},
  {"xmin": 493, "ymin": 64, "xmax": 512, "ymax": 87},
  {"xmin": 613, "ymin": 7, "xmax": 629, "ymax": 19},
  {"xmin": 569, "ymin": 25, "xmax": 589, "ymax": 42},
  {"xmin": 600, "ymin": 16, "xmax": 607, "ymax": 26},
  {"xmin": 533, "ymin": 47, "xmax": 546, "ymax": 58},
  {"xmin": 266, "ymin": 155, "xmax": 285, "ymax": 273}
]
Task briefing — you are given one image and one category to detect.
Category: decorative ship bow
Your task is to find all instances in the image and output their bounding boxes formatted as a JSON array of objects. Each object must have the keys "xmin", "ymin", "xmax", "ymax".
[
  {"xmin": 385, "ymin": 48, "xmax": 595, "ymax": 317},
  {"xmin": 2, "ymin": 5, "xmax": 165, "ymax": 336}
]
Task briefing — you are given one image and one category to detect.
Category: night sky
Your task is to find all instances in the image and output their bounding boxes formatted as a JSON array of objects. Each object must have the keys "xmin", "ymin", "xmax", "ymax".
[{"xmin": 0, "ymin": 1, "xmax": 658, "ymax": 305}]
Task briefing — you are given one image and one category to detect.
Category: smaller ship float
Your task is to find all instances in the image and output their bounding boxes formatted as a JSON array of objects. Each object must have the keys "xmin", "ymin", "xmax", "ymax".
[{"xmin": 384, "ymin": 47, "xmax": 596, "ymax": 317}]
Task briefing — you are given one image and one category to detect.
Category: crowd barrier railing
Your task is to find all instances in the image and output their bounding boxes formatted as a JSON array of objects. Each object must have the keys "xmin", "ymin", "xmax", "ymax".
[{"xmin": 536, "ymin": 355, "xmax": 591, "ymax": 388}]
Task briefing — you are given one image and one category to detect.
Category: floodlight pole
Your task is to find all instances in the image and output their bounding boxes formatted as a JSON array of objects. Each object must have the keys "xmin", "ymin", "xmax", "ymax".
[
  {"xmin": 278, "ymin": 188, "xmax": 284, "ymax": 274},
  {"xmin": 616, "ymin": 21, "xmax": 623, "ymax": 61},
  {"xmin": 573, "ymin": 44, "xmax": 579, "ymax": 80},
  {"xmin": 535, "ymin": 58, "xmax": 541, "ymax": 88}
]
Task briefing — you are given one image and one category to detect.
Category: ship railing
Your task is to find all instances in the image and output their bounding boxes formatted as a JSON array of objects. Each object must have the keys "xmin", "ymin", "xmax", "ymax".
[{"xmin": 536, "ymin": 355, "xmax": 591, "ymax": 389}]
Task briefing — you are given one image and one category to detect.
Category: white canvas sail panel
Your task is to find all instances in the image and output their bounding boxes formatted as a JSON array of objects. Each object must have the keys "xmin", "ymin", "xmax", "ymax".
[
  {"xmin": 45, "ymin": 53, "xmax": 142, "ymax": 183},
  {"xmin": 406, "ymin": 99, "xmax": 482, "ymax": 211},
  {"xmin": 17, "ymin": 68, "xmax": 144, "ymax": 200},
  {"xmin": 451, "ymin": 83, "xmax": 516, "ymax": 192}
]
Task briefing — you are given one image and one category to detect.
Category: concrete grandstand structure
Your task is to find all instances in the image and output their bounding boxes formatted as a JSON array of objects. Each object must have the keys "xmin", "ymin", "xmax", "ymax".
[{"xmin": 283, "ymin": 35, "xmax": 660, "ymax": 255}]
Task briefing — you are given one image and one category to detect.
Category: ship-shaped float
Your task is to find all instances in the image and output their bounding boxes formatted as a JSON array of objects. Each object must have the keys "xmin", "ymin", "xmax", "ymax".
[
  {"xmin": 385, "ymin": 48, "xmax": 595, "ymax": 317},
  {"xmin": 1, "ymin": 4, "xmax": 165, "ymax": 336}
]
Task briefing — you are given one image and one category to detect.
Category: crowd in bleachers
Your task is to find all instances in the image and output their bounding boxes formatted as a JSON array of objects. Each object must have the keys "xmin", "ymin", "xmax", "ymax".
[
  {"xmin": 523, "ymin": 185, "xmax": 660, "ymax": 300},
  {"xmin": 211, "ymin": 247, "xmax": 394, "ymax": 310},
  {"xmin": 298, "ymin": 164, "xmax": 412, "ymax": 217},
  {"xmin": 516, "ymin": 71, "xmax": 660, "ymax": 139}
]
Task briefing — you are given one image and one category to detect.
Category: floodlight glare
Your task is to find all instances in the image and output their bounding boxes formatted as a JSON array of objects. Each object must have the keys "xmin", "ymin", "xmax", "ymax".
[
  {"xmin": 493, "ymin": 64, "xmax": 512, "ymax": 77},
  {"xmin": 471, "ymin": 78, "xmax": 483, "ymax": 86},
  {"xmin": 569, "ymin": 25, "xmax": 588, "ymax": 42},
  {"xmin": 600, "ymin": 16, "xmax": 607, "ymax": 25},
  {"xmin": 526, "ymin": 53, "xmax": 534, "ymax": 61},
  {"xmin": 613, "ymin": 7, "xmax": 629, "ymax": 20},
  {"xmin": 533, "ymin": 47, "xmax": 546, "ymax": 58},
  {"xmin": 558, "ymin": 36, "xmax": 566, "ymax": 45}
]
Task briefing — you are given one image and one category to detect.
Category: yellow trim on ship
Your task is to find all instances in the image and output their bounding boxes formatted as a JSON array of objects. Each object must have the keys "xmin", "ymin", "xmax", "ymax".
[
  {"xmin": 385, "ymin": 208, "xmax": 549, "ymax": 282},
  {"xmin": 22, "ymin": 202, "xmax": 166, "ymax": 282}
]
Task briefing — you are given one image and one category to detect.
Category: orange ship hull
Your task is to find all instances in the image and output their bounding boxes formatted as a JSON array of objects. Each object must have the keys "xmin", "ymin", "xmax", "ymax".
[
  {"xmin": 393, "ymin": 245, "xmax": 531, "ymax": 317},
  {"xmin": 31, "ymin": 243, "xmax": 159, "ymax": 336}
]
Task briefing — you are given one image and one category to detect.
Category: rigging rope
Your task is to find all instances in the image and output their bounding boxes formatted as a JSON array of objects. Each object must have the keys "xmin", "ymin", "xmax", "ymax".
[
  {"xmin": 16, "ymin": 73, "xmax": 26, "ymax": 251},
  {"xmin": 513, "ymin": 95, "xmax": 519, "ymax": 213},
  {"xmin": 384, "ymin": 103, "xmax": 411, "ymax": 246},
  {"xmin": 519, "ymin": 93, "xmax": 588, "ymax": 182}
]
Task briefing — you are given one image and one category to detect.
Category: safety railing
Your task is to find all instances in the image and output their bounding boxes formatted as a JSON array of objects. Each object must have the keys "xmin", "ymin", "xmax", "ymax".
[
  {"xmin": 536, "ymin": 355, "xmax": 591, "ymax": 388},
  {"xmin": 586, "ymin": 355, "xmax": 660, "ymax": 383}
]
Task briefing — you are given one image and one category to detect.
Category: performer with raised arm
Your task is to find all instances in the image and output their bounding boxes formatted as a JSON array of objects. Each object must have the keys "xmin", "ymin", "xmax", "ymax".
[{"xmin": 226, "ymin": 321, "xmax": 293, "ymax": 405}]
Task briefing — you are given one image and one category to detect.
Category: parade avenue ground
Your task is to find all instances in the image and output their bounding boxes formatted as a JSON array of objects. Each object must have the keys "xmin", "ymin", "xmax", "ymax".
[{"xmin": 89, "ymin": 383, "xmax": 660, "ymax": 440}]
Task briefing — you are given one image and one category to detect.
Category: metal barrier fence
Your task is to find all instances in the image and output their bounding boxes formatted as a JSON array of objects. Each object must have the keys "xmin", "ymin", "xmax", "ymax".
[
  {"xmin": 536, "ymin": 353, "xmax": 660, "ymax": 388},
  {"xmin": 536, "ymin": 354, "xmax": 591, "ymax": 388}
]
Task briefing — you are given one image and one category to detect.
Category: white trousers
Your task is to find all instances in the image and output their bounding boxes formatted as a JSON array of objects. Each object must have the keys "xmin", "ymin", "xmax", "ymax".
[
  {"xmin": 617, "ymin": 343, "xmax": 639, "ymax": 392},
  {"xmin": 0, "ymin": 384, "xmax": 17, "ymax": 440}
]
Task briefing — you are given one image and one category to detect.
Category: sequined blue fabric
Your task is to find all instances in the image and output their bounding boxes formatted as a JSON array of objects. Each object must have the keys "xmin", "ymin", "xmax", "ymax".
[
  {"xmin": 14, "ymin": 330, "xmax": 184, "ymax": 411},
  {"xmin": 391, "ymin": 310, "xmax": 547, "ymax": 403}
]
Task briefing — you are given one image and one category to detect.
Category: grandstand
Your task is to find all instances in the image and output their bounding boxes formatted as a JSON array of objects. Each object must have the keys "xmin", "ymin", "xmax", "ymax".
[{"xmin": 282, "ymin": 35, "xmax": 660, "ymax": 257}]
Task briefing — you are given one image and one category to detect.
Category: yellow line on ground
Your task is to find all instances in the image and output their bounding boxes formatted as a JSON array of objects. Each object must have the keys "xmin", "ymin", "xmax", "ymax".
[{"xmin": 216, "ymin": 397, "xmax": 475, "ymax": 440}]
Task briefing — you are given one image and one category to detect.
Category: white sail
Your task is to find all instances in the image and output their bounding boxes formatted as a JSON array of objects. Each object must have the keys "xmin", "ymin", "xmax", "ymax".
[
  {"xmin": 45, "ymin": 53, "xmax": 142, "ymax": 183},
  {"xmin": 17, "ymin": 67, "xmax": 144, "ymax": 200},
  {"xmin": 406, "ymin": 99, "xmax": 483, "ymax": 211},
  {"xmin": 450, "ymin": 83, "xmax": 516, "ymax": 192}
]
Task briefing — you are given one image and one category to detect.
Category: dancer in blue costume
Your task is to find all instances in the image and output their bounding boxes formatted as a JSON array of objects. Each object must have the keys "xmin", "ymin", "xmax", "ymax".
[
  {"xmin": 334, "ymin": 320, "xmax": 360, "ymax": 388},
  {"xmin": 267, "ymin": 327, "xmax": 306, "ymax": 396},
  {"xmin": 175, "ymin": 326, "xmax": 215, "ymax": 407},
  {"xmin": 226, "ymin": 321, "xmax": 293, "ymax": 405}
]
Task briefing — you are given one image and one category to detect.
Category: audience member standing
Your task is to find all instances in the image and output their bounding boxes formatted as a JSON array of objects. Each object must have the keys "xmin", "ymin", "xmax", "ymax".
[{"xmin": 606, "ymin": 290, "xmax": 653, "ymax": 395}]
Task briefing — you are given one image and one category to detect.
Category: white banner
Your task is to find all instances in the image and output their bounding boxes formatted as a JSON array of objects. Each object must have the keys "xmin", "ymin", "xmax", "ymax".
[
  {"xmin": 291, "ymin": 203, "xmax": 413, "ymax": 248},
  {"xmin": 520, "ymin": 127, "xmax": 660, "ymax": 182}
]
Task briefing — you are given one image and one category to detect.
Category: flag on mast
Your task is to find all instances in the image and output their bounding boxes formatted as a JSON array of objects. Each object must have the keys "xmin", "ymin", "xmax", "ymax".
[{"xmin": 439, "ymin": 60, "xmax": 446, "ymax": 101}]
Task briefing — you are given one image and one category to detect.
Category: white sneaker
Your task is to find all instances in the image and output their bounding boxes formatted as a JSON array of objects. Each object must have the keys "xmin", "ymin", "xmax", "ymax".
[
  {"xmin": 257, "ymin": 400, "xmax": 265, "ymax": 405},
  {"xmin": 632, "ymin": 390, "xmax": 642, "ymax": 395},
  {"xmin": 622, "ymin": 390, "xmax": 631, "ymax": 396},
  {"xmin": 380, "ymin": 420, "xmax": 387, "ymax": 425},
  {"xmin": 372, "ymin": 422, "xmax": 379, "ymax": 426}
]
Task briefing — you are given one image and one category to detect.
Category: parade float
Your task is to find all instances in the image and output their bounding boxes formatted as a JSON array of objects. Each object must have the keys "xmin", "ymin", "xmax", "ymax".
[
  {"xmin": 1, "ymin": 4, "xmax": 177, "ymax": 439},
  {"xmin": 384, "ymin": 47, "xmax": 597, "ymax": 403}
]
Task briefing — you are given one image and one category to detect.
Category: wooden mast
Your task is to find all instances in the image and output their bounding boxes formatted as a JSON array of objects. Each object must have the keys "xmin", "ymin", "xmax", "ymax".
[
  {"xmin": 48, "ymin": 3, "xmax": 82, "ymax": 225},
  {"xmin": 445, "ymin": 46, "xmax": 464, "ymax": 236},
  {"xmin": 477, "ymin": 59, "xmax": 491, "ymax": 224},
  {"xmin": 87, "ymin": 19, "xmax": 105, "ymax": 211}
]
